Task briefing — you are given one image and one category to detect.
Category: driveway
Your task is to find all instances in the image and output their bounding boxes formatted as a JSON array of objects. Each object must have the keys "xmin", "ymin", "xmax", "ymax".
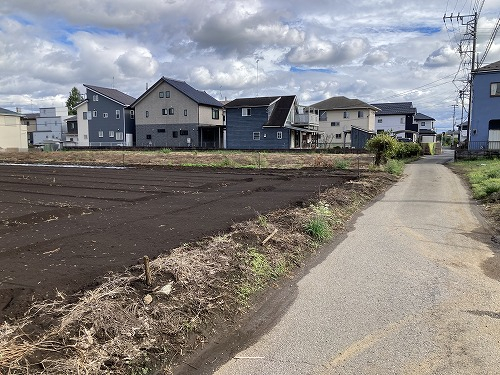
[{"xmin": 211, "ymin": 150, "xmax": 500, "ymax": 374}]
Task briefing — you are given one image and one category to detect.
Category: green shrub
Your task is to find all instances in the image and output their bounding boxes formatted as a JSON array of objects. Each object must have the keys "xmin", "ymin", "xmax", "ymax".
[
  {"xmin": 333, "ymin": 159, "xmax": 351, "ymax": 169},
  {"xmin": 393, "ymin": 142, "xmax": 422, "ymax": 159},
  {"xmin": 366, "ymin": 134, "xmax": 398, "ymax": 165}
]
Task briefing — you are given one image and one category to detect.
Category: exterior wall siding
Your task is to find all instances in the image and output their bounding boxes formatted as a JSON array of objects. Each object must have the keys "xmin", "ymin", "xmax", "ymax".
[
  {"xmin": 87, "ymin": 90, "xmax": 131, "ymax": 146},
  {"xmin": 318, "ymin": 109, "xmax": 376, "ymax": 147},
  {"xmin": 0, "ymin": 115, "xmax": 28, "ymax": 152},
  {"xmin": 199, "ymin": 105, "xmax": 224, "ymax": 126},
  {"xmin": 76, "ymin": 102, "xmax": 90, "ymax": 147},
  {"xmin": 136, "ymin": 123, "xmax": 199, "ymax": 147},
  {"xmin": 226, "ymin": 107, "xmax": 290, "ymax": 149},
  {"xmin": 134, "ymin": 82, "xmax": 199, "ymax": 126},
  {"xmin": 470, "ymin": 70, "xmax": 500, "ymax": 147}
]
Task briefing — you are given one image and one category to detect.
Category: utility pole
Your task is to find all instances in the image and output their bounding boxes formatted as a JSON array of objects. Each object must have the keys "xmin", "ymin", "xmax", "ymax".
[
  {"xmin": 443, "ymin": 12, "xmax": 478, "ymax": 145},
  {"xmin": 452, "ymin": 104, "xmax": 457, "ymax": 145}
]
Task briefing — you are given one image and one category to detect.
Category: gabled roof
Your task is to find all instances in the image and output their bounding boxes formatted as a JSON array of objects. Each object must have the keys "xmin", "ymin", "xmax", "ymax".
[
  {"xmin": 66, "ymin": 115, "xmax": 77, "ymax": 122},
  {"xmin": 371, "ymin": 102, "xmax": 417, "ymax": 115},
  {"xmin": 267, "ymin": 96, "xmax": 296, "ymax": 126},
  {"xmin": 476, "ymin": 60, "xmax": 500, "ymax": 73},
  {"xmin": 132, "ymin": 77, "xmax": 222, "ymax": 107},
  {"xmin": 312, "ymin": 96, "xmax": 379, "ymax": 111},
  {"xmin": 224, "ymin": 96, "xmax": 281, "ymax": 108},
  {"xmin": 74, "ymin": 99, "xmax": 88, "ymax": 109},
  {"xmin": 84, "ymin": 84, "xmax": 136, "ymax": 106},
  {"xmin": 0, "ymin": 107, "xmax": 22, "ymax": 117},
  {"xmin": 225, "ymin": 95, "xmax": 296, "ymax": 127},
  {"xmin": 415, "ymin": 113, "xmax": 435, "ymax": 121}
]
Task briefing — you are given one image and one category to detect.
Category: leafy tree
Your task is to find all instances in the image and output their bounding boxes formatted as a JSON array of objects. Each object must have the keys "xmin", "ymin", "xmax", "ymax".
[
  {"xmin": 66, "ymin": 87, "xmax": 82, "ymax": 115},
  {"xmin": 366, "ymin": 133, "xmax": 398, "ymax": 166}
]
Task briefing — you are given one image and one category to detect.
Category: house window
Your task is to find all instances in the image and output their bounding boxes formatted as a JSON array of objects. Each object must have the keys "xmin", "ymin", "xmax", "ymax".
[
  {"xmin": 242, "ymin": 108, "xmax": 251, "ymax": 116},
  {"xmin": 157, "ymin": 128, "xmax": 166, "ymax": 133},
  {"xmin": 331, "ymin": 121, "xmax": 340, "ymax": 126},
  {"xmin": 253, "ymin": 132, "xmax": 261, "ymax": 140},
  {"xmin": 98, "ymin": 130, "xmax": 104, "ymax": 138},
  {"xmin": 172, "ymin": 131, "xmax": 178, "ymax": 138},
  {"xmin": 377, "ymin": 129, "xmax": 384, "ymax": 134},
  {"xmin": 109, "ymin": 131, "xmax": 115, "ymax": 138},
  {"xmin": 490, "ymin": 82, "xmax": 500, "ymax": 96},
  {"xmin": 421, "ymin": 121, "xmax": 426, "ymax": 127},
  {"xmin": 357, "ymin": 111, "xmax": 364, "ymax": 118},
  {"xmin": 377, "ymin": 118, "xmax": 382, "ymax": 123},
  {"xmin": 184, "ymin": 109, "xmax": 188, "ymax": 116},
  {"xmin": 168, "ymin": 108, "xmax": 174, "ymax": 115},
  {"xmin": 343, "ymin": 111, "xmax": 349, "ymax": 119},
  {"xmin": 277, "ymin": 131, "xmax": 283, "ymax": 139},
  {"xmin": 83, "ymin": 112, "xmax": 88, "ymax": 120},
  {"xmin": 146, "ymin": 111, "xmax": 149, "ymax": 118},
  {"xmin": 146, "ymin": 134, "xmax": 152, "ymax": 139},
  {"xmin": 162, "ymin": 108, "xmax": 168, "ymax": 115},
  {"xmin": 400, "ymin": 117, "xmax": 405, "ymax": 124},
  {"xmin": 83, "ymin": 135, "xmax": 88, "ymax": 139},
  {"xmin": 319, "ymin": 111, "xmax": 327, "ymax": 121},
  {"xmin": 335, "ymin": 133, "xmax": 342, "ymax": 139},
  {"xmin": 212, "ymin": 108, "xmax": 220, "ymax": 119},
  {"xmin": 103, "ymin": 113, "xmax": 108, "ymax": 118},
  {"xmin": 130, "ymin": 110, "xmax": 135, "ymax": 119},
  {"xmin": 116, "ymin": 132, "xmax": 124, "ymax": 140},
  {"xmin": 93, "ymin": 110, "xmax": 98, "ymax": 117},
  {"xmin": 93, "ymin": 95, "xmax": 98, "ymax": 101},
  {"xmin": 116, "ymin": 110, "xmax": 120, "ymax": 119},
  {"xmin": 180, "ymin": 130, "xmax": 188, "ymax": 136},
  {"xmin": 159, "ymin": 91, "xmax": 164, "ymax": 98},
  {"xmin": 165, "ymin": 91, "xmax": 170, "ymax": 98}
]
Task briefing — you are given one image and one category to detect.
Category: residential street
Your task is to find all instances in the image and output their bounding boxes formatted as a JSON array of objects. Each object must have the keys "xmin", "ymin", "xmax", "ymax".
[{"xmin": 213, "ymin": 150, "xmax": 500, "ymax": 375}]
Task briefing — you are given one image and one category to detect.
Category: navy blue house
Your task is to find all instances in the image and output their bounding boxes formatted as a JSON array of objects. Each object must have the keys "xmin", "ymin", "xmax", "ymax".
[
  {"xmin": 84, "ymin": 85, "xmax": 136, "ymax": 146},
  {"xmin": 225, "ymin": 96, "xmax": 319, "ymax": 150}
]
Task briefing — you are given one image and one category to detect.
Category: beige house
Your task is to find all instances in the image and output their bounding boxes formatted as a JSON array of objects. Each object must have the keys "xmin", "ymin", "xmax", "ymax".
[
  {"xmin": 0, "ymin": 108, "xmax": 28, "ymax": 152},
  {"xmin": 312, "ymin": 96, "xmax": 378, "ymax": 148},
  {"xmin": 132, "ymin": 77, "xmax": 224, "ymax": 148}
]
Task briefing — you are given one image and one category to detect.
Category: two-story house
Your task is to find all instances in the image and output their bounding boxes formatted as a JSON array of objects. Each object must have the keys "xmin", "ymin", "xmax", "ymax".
[
  {"xmin": 32, "ymin": 107, "xmax": 69, "ymax": 148},
  {"xmin": 311, "ymin": 96, "xmax": 378, "ymax": 148},
  {"xmin": 225, "ymin": 95, "xmax": 319, "ymax": 149},
  {"xmin": 371, "ymin": 102, "xmax": 418, "ymax": 140},
  {"xmin": 132, "ymin": 77, "xmax": 224, "ymax": 148},
  {"xmin": 470, "ymin": 60, "xmax": 500, "ymax": 150},
  {"xmin": 0, "ymin": 107, "xmax": 27, "ymax": 152},
  {"xmin": 84, "ymin": 85, "xmax": 136, "ymax": 146}
]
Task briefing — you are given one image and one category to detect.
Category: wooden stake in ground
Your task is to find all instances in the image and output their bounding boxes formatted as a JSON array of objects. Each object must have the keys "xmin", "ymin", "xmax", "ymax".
[{"xmin": 143, "ymin": 256, "xmax": 152, "ymax": 286}]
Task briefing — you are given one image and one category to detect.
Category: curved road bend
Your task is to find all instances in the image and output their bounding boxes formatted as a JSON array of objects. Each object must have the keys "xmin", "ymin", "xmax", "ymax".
[{"xmin": 214, "ymin": 150, "xmax": 500, "ymax": 375}]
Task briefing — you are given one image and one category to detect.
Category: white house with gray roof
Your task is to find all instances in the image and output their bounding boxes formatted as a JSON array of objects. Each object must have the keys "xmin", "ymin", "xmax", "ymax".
[
  {"xmin": 311, "ymin": 96, "xmax": 378, "ymax": 148},
  {"xmin": 371, "ymin": 102, "xmax": 418, "ymax": 139},
  {"xmin": 131, "ymin": 77, "xmax": 223, "ymax": 148}
]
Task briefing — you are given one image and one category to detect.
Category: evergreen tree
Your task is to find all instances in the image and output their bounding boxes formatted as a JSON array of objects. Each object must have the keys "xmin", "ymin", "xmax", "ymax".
[{"xmin": 66, "ymin": 87, "xmax": 82, "ymax": 115}]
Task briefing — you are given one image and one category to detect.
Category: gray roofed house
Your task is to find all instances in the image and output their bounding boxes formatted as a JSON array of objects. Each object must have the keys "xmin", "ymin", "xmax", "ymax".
[
  {"xmin": 225, "ymin": 95, "xmax": 319, "ymax": 150},
  {"xmin": 310, "ymin": 96, "xmax": 378, "ymax": 148},
  {"xmin": 132, "ymin": 77, "xmax": 224, "ymax": 148},
  {"xmin": 84, "ymin": 85, "xmax": 136, "ymax": 106},
  {"xmin": 84, "ymin": 85, "xmax": 137, "ymax": 146},
  {"xmin": 371, "ymin": 102, "xmax": 418, "ymax": 138}
]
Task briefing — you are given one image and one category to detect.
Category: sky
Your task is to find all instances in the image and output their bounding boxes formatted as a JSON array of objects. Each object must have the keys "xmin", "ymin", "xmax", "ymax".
[{"xmin": 1, "ymin": 0, "xmax": 499, "ymax": 132}]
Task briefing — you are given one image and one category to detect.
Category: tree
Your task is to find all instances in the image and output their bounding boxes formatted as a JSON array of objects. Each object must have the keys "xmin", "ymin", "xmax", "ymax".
[
  {"xmin": 66, "ymin": 87, "xmax": 82, "ymax": 115},
  {"xmin": 365, "ymin": 133, "xmax": 398, "ymax": 166}
]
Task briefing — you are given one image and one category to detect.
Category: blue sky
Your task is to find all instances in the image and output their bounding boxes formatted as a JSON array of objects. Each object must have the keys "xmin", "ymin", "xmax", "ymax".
[{"xmin": 0, "ymin": 0, "xmax": 499, "ymax": 132}]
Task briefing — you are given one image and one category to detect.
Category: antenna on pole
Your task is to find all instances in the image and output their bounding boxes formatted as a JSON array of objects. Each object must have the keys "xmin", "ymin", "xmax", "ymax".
[{"xmin": 256, "ymin": 59, "xmax": 259, "ymax": 97}]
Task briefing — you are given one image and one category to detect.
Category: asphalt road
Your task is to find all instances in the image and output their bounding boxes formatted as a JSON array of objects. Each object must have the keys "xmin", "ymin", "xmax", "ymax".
[{"xmin": 214, "ymin": 150, "xmax": 500, "ymax": 375}]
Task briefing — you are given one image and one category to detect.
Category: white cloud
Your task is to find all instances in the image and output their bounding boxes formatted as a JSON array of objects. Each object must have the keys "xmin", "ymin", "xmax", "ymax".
[{"xmin": 0, "ymin": 0, "xmax": 499, "ymax": 131}]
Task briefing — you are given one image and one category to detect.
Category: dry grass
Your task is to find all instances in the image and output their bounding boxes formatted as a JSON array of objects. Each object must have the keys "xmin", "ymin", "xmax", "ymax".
[
  {"xmin": 0, "ymin": 167, "xmax": 395, "ymax": 374},
  {"xmin": 0, "ymin": 150, "xmax": 373, "ymax": 170}
]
